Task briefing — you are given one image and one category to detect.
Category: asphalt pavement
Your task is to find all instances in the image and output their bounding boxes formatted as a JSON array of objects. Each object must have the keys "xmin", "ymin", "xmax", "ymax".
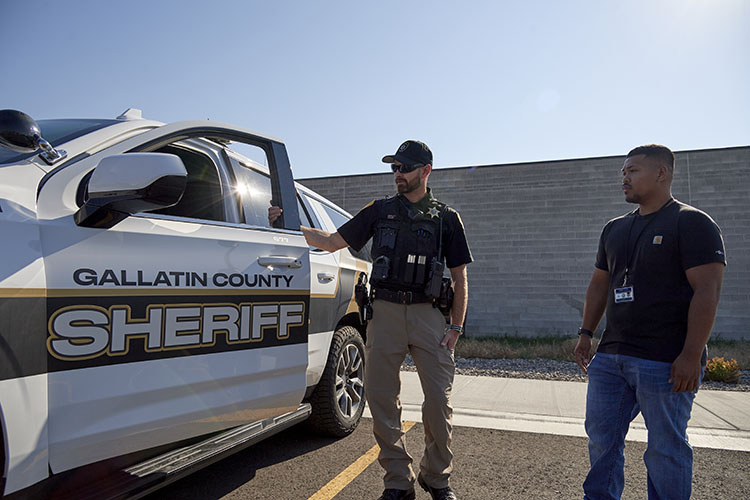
[
  {"xmin": 150, "ymin": 373, "xmax": 750, "ymax": 499},
  {"xmin": 152, "ymin": 418, "xmax": 750, "ymax": 499}
]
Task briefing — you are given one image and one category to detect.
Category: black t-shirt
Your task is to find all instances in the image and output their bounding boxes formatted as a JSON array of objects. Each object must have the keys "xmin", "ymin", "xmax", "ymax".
[
  {"xmin": 338, "ymin": 190, "xmax": 473, "ymax": 269},
  {"xmin": 595, "ymin": 199, "xmax": 726, "ymax": 362}
]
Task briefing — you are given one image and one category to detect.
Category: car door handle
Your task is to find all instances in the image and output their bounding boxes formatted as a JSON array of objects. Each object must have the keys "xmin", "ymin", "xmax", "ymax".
[
  {"xmin": 317, "ymin": 272, "xmax": 336, "ymax": 283},
  {"xmin": 258, "ymin": 256, "xmax": 302, "ymax": 269}
]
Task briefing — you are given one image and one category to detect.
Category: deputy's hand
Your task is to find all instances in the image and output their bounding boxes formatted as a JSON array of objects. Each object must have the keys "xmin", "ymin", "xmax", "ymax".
[
  {"xmin": 440, "ymin": 329, "xmax": 460, "ymax": 350},
  {"xmin": 574, "ymin": 334, "xmax": 593, "ymax": 374},
  {"xmin": 669, "ymin": 352, "xmax": 702, "ymax": 392},
  {"xmin": 268, "ymin": 201, "xmax": 282, "ymax": 226}
]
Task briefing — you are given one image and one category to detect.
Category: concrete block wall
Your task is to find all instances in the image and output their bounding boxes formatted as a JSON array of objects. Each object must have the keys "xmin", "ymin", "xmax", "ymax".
[{"xmin": 299, "ymin": 146, "xmax": 750, "ymax": 340}]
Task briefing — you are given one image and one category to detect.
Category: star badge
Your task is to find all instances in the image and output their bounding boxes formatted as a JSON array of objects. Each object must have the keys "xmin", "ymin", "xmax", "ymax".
[{"xmin": 428, "ymin": 206, "xmax": 440, "ymax": 219}]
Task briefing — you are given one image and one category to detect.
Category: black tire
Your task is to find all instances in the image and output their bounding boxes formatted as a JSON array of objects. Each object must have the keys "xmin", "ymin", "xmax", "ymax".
[{"xmin": 307, "ymin": 325, "xmax": 366, "ymax": 437}]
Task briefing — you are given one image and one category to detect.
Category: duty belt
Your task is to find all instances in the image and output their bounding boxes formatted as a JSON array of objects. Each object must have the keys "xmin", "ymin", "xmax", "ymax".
[{"xmin": 373, "ymin": 288, "xmax": 433, "ymax": 305}]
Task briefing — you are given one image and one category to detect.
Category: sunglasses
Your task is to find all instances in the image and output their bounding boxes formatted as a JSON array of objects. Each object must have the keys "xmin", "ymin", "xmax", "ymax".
[{"xmin": 391, "ymin": 163, "xmax": 424, "ymax": 174}]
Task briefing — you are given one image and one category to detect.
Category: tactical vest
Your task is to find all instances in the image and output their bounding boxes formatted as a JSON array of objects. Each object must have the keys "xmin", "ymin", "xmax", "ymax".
[{"xmin": 370, "ymin": 195, "xmax": 445, "ymax": 293}]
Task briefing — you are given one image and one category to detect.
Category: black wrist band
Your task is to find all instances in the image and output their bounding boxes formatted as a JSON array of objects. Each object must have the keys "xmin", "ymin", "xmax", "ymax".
[{"xmin": 578, "ymin": 327, "xmax": 594, "ymax": 337}]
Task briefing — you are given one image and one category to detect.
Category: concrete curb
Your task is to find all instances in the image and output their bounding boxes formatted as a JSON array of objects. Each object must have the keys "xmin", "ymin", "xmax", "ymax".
[{"xmin": 362, "ymin": 372, "xmax": 750, "ymax": 452}]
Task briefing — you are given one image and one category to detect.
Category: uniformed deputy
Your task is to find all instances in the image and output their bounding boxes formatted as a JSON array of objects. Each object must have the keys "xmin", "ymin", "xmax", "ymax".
[
  {"xmin": 574, "ymin": 144, "xmax": 726, "ymax": 499},
  {"xmin": 270, "ymin": 140, "xmax": 472, "ymax": 500}
]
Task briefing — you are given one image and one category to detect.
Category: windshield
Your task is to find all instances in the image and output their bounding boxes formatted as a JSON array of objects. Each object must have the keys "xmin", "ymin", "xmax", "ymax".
[{"xmin": 0, "ymin": 118, "xmax": 119, "ymax": 164}]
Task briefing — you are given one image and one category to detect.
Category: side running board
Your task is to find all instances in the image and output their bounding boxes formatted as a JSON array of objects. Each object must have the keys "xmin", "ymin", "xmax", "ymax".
[{"xmin": 63, "ymin": 403, "xmax": 312, "ymax": 500}]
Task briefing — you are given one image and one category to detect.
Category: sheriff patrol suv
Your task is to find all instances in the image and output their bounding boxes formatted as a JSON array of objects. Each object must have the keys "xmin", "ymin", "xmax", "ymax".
[{"xmin": 0, "ymin": 109, "xmax": 370, "ymax": 499}]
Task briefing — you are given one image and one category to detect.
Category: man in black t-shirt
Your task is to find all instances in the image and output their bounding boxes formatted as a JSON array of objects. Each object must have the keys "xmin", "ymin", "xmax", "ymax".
[
  {"xmin": 574, "ymin": 145, "xmax": 725, "ymax": 500},
  {"xmin": 269, "ymin": 140, "xmax": 472, "ymax": 500}
]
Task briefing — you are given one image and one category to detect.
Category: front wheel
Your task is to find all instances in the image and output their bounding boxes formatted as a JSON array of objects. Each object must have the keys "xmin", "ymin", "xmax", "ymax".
[{"xmin": 307, "ymin": 325, "xmax": 366, "ymax": 437}]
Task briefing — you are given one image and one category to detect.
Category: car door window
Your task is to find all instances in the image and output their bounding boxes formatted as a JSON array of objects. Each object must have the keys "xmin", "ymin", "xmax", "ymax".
[
  {"xmin": 227, "ymin": 159, "xmax": 275, "ymax": 227},
  {"xmin": 151, "ymin": 144, "xmax": 226, "ymax": 221},
  {"xmin": 225, "ymin": 150, "xmax": 312, "ymax": 230},
  {"xmin": 76, "ymin": 141, "xmax": 235, "ymax": 223}
]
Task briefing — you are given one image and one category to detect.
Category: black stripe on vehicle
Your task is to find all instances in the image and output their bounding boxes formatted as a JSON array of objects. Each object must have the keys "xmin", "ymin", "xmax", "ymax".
[{"xmin": 0, "ymin": 296, "xmax": 47, "ymax": 381}]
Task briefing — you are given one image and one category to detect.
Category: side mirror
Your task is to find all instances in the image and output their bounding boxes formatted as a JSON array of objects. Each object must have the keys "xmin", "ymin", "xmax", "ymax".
[{"xmin": 75, "ymin": 153, "xmax": 188, "ymax": 229}]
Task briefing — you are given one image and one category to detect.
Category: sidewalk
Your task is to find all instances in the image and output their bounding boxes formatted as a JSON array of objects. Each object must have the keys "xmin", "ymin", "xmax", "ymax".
[{"xmin": 363, "ymin": 372, "xmax": 750, "ymax": 452}]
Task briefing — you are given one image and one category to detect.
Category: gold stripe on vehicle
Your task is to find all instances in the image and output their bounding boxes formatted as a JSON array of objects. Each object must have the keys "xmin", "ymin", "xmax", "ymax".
[
  {"xmin": 0, "ymin": 288, "xmax": 47, "ymax": 298},
  {"xmin": 45, "ymin": 288, "xmax": 310, "ymax": 298}
]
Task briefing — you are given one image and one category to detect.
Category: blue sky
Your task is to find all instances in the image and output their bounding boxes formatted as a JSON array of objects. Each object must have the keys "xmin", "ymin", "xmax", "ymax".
[{"xmin": 2, "ymin": 0, "xmax": 748, "ymax": 178}]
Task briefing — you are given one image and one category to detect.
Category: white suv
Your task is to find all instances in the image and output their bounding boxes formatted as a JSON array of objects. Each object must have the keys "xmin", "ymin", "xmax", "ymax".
[{"xmin": 0, "ymin": 109, "xmax": 370, "ymax": 499}]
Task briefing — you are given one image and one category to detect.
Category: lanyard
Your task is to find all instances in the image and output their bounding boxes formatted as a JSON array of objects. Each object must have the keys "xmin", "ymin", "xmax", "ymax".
[{"xmin": 622, "ymin": 198, "xmax": 674, "ymax": 286}]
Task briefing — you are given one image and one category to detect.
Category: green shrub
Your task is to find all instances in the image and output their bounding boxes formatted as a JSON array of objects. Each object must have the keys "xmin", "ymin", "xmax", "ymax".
[{"xmin": 704, "ymin": 357, "xmax": 741, "ymax": 383}]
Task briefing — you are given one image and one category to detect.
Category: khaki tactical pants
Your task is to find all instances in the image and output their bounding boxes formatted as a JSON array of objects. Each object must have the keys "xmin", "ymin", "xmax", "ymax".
[{"xmin": 365, "ymin": 299, "xmax": 455, "ymax": 490}]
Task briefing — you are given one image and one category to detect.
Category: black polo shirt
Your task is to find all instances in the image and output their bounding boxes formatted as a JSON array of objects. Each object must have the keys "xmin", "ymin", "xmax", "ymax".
[
  {"xmin": 595, "ymin": 200, "xmax": 726, "ymax": 362},
  {"xmin": 338, "ymin": 190, "xmax": 473, "ymax": 270}
]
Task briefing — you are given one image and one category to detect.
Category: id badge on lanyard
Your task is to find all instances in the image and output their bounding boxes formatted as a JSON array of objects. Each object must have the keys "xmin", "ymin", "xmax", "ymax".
[{"xmin": 614, "ymin": 286, "xmax": 634, "ymax": 303}]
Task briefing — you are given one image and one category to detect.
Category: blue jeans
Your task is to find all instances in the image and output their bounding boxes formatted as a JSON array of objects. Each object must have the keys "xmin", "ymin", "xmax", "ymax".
[{"xmin": 583, "ymin": 353, "xmax": 701, "ymax": 500}]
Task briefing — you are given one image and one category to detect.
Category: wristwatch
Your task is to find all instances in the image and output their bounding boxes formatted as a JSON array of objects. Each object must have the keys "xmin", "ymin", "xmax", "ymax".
[
  {"xmin": 447, "ymin": 324, "xmax": 464, "ymax": 334},
  {"xmin": 577, "ymin": 327, "xmax": 593, "ymax": 337}
]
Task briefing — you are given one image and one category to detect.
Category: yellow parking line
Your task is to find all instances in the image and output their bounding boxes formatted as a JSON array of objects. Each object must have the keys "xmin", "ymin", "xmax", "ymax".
[{"xmin": 307, "ymin": 421, "xmax": 417, "ymax": 500}]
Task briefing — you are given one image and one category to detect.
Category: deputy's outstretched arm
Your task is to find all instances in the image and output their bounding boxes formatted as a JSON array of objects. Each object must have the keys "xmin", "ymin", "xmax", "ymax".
[
  {"xmin": 301, "ymin": 227, "xmax": 348, "ymax": 253},
  {"xmin": 269, "ymin": 202, "xmax": 347, "ymax": 252}
]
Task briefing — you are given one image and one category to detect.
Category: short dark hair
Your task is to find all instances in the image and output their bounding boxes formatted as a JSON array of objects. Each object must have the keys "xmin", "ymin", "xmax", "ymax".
[{"xmin": 627, "ymin": 144, "xmax": 675, "ymax": 174}]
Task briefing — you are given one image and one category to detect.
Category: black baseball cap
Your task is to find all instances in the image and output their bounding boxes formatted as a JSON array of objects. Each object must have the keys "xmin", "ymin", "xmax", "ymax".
[{"xmin": 382, "ymin": 140, "xmax": 432, "ymax": 166}]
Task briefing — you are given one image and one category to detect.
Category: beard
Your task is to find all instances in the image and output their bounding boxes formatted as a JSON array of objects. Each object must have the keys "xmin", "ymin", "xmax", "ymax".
[
  {"xmin": 625, "ymin": 193, "xmax": 642, "ymax": 204},
  {"xmin": 396, "ymin": 176, "xmax": 421, "ymax": 194},
  {"xmin": 623, "ymin": 184, "xmax": 641, "ymax": 204}
]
